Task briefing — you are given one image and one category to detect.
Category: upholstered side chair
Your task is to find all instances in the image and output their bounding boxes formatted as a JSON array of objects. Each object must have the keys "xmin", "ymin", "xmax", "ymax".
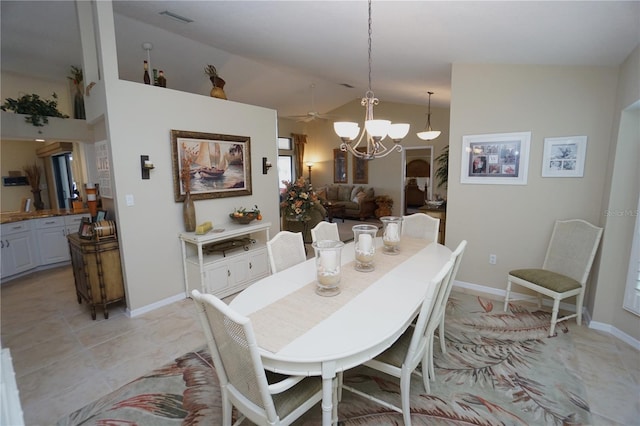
[
  {"xmin": 266, "ymin": 231, "xmax": 306, "ymax": 273},
  {"xmin": 191, "ymin": 290, "xmax": 323, "ymax": 425},
  {"xmin": 402, "ymin": 213, "xmax": 440, "ymax": 243},
  {"xmin": 503, "ymin": 219, "xmax": 603, "ymax": 337}
]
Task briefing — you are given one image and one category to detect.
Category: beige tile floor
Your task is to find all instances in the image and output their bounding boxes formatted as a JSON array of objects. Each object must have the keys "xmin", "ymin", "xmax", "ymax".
[{"xmin": 1, "ymin": 265, "xmax": 639, "ymax": 425}]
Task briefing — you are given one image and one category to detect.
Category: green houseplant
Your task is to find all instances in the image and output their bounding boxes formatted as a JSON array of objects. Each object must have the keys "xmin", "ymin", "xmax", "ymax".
[
  {"xmin": 1, "ymin": 92, "xmax": 68, "ymax": 129},
  {"xmin": 434, "ymin": 145, "xmax": 449, "ymax": 189}
]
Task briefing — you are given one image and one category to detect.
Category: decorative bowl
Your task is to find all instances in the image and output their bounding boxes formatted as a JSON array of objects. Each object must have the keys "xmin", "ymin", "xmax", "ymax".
[
  {"xmin": 229, "ymin": 212, "xmax": 257, "ymax": 224},
  {"xmin": 426, "ymin": 200, "xmax": 445, "ymax": 209}
]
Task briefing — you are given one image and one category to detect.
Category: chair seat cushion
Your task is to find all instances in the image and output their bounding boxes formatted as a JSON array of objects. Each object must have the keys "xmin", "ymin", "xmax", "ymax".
[{"xmin": 509, "ymin": 268, "xmax": 581, "ymax": 293}]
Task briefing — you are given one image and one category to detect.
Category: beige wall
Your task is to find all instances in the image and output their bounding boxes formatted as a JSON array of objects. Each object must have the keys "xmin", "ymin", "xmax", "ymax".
[
  {"xmin": 303, "ymin": 98, "xmax": 450, "ymax": 216},
  {"xmin": 591, "ymin": 45, "xmax": 640, "ymax": 340},
  {"xmin": 448, "ymin": 62, "xmax": 639, "ymax": 342},
  {"xmin": 0, "ymin": 140, "xmax": 49, "ymax": 211}
]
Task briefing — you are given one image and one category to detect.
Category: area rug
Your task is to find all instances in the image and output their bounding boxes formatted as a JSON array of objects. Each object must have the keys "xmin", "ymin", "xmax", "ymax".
[{"xmin": 57, "ymin": 293, "xmax": 590, "ymax": 425}]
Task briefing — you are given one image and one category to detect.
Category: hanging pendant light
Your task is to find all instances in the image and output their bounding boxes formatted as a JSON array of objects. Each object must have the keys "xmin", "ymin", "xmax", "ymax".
[
  {"xmin": 417, "ymin": 91, "xmax": 441, "ymax": 141},
  {"xmin": 334, "ymin": 0, "xmax": 410, "ymax": 160}
]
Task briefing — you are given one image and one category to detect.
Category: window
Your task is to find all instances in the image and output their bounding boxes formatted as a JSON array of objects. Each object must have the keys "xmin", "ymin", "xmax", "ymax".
[{"xmin": 278, "ymin": 137, "xmax": 294, "ymax": 190}]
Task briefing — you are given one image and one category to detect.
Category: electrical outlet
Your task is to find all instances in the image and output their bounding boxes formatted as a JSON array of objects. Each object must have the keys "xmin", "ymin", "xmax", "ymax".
[{"xmin": 489, "ymin": 254, "xmax": 497, "ymax": 265}]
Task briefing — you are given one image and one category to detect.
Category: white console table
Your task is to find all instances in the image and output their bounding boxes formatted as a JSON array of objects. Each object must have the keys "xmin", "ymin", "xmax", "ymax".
[{"xmin": 179, "ymin": 221, "xmax": 271, "ymax": 299}]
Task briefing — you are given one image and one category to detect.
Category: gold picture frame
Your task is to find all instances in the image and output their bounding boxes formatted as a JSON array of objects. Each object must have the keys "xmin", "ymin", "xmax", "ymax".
[
  {"xmin": 171, "ymin": 130, "xmax": 252, "ymax": 202},
  {"xmin": 353, "ymin": 148, "xmax": 368, "ymax": 184},
  {"xmin": 333, "ymin": 149, "xmax": 348, "ymax": 183}
]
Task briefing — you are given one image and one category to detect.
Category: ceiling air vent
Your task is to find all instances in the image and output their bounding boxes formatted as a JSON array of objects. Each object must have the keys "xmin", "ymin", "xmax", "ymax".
[{"xmin": 159, "ymin": 10, "xmax": 193, "ymax": 24}]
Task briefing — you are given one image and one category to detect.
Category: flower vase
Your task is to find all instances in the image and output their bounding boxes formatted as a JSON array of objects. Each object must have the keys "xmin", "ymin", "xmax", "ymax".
[
  {"xmin": 183, "ymin": 192, "xmax": 196, "ymax": 232},
  {"xmin": 209, "ymin": 76, "xmax": 227, "ymax": 100},
  {"xmin": 31, "ymin": 189, "xmax": 44, "ymax": 211},
  {"xmin": 73, "ymin": 87, "xmax": 85, "ymax": 119}
]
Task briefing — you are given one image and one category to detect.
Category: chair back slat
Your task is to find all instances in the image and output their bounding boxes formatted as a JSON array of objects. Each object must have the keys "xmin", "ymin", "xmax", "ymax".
[
  {"xmin": 311, "ymin": 221, "xmax": 340, "ymax": 243},
  {"xmin": 543, "ymin": 219, "xmax": 603, "ymax": 285},
  {"xmin": 267, "ymin": 231, "xmax": 306, "ymax": 273}
]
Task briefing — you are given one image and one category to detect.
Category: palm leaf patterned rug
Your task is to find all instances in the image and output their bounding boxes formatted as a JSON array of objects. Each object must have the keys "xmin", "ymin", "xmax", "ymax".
[{"xmin": 57, "ymin": 293, "xmax": 590, "ymax": 425}]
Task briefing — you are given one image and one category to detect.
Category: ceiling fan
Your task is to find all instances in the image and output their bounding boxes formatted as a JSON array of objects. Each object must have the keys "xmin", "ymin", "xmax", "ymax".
[{"xmin": 286, "ymin": 83, "xmax": 335, "ymax": 122}]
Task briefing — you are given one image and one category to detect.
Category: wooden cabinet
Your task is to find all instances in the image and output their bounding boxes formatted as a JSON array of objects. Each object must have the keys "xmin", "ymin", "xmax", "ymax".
[
  {"xmin": 419, "ymin": 207, "xmax": 446, "ymax": 245},
  {"xmin": 1, "ymin": 221, "xmax": 38, "ymax": 280},
  {"xmin": 67, "ymin": 233, "xmax": 125, "ymax": 320},
  {"xmin": 180, "ymin": 222, "xmax": 271, "ymax": 299}
]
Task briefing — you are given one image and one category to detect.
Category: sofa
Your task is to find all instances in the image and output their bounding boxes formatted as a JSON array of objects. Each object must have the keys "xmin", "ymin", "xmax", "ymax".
[{"xmin": 315, "ymin": 184, "xmax": 376, "ymax": 221}]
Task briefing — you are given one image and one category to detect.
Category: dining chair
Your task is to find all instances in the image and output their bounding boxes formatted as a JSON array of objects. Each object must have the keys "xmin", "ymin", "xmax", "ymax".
[
  {"xmin": 191, "ymin": 290, "xmax": 323, "ymax": 426},
  {"xmin": 266, "ymin": 231, "xmax": 306, "ymax": 273},
  {"xmin": 401, "ymin": 213, "xmax": 440, "ymax": 242},
  {"xmin": 341, "ymin": 259, "xmax": 455, "ymax": 426},
  {"xmin": 425, "ymin": 240, "xmax": 467, "ymax": 381},
  {"xmin": 310, "ymin": 221, "xmax": 340, "ymax": 243},
  {"xmin": 503, "ymin": 219, "xmax": 603, "ymax": 337}
]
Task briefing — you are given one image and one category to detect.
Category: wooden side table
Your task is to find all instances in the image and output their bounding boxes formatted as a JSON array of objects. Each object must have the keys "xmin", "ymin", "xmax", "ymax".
[{"xmin": 325, "ymin": 203, "xmax": 345, "ymax": 223}]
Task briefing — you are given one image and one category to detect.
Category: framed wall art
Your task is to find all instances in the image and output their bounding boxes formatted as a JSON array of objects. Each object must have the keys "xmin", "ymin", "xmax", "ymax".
[
  {"xmin": 171, "ymin": 130, "xmax": 252, "ymax": 202},
  {"xmin": 541, "ymin": 136, "xmax": 587, "ymax": 178},
  {"xmin": 333, "ymin": 149, "xmax": 348, "ymax": 183},
  {"xmin": 352, "ymin": 148, "xmax": 368, "ymax": 184},
  {"xmin": 460, "ymin": 131, "xmax": 531, "ymax": 185}
]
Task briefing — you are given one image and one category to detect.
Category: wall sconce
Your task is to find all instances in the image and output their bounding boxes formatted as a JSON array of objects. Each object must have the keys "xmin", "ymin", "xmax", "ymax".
[
  {"xmin": 306, "ymin": 162, "xmax": 314, "ymax": 183},
  {"xmin": 141, "ymin": 155, "xmax": 155, "ymax": 179},
  {"xmin": 262, "ymin": 157, "xmax": 272, "ymax": 174}
]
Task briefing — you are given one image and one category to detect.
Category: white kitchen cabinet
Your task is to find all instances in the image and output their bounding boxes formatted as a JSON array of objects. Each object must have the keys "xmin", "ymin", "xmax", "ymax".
[
  {"xmin": 1, "ymin": 221, "xmax": 38, "ymax": 280},
  {"xmin": 180, "ymin": 222, "xmax": 271, "ymax": 299},
  {"xmin": 36, "ymin": 214, "xmax": 90, "ymax": 265}
]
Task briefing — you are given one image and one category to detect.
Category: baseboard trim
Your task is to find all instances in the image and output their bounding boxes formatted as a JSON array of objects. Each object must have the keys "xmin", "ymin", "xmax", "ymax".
[
  {"xmin": 453, "ymin": 280, "xmax": 640, "ymax": 349},
  {"xmin": 127, "ymin": 293, "xmax": 187, "ymax": 318}
]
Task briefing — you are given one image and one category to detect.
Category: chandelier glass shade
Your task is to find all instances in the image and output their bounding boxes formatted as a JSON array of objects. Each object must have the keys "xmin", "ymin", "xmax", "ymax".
[
  {"xmin": 334, "ymin": 0, "xmax": 410, "ymax": 160},
  {"xmin": 416, "ymin": 91, "xmax": 441, "ymax": 141}
]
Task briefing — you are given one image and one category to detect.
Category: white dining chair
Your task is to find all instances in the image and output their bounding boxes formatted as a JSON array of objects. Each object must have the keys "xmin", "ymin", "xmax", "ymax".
[
  {"xmin": 266, "ymin": 231, "xmax": 306, "ymax": 273},
  {"xmin": 191, "ymin": 290, "xmax": 323, "ymax": 425},
  {"xmin": 504, "ymin": 219, "xmax": 603, "ymax": 337},
  {"xmin": 341, "ymin": 259, "xmax": 455, "ymax": 426},
  {"xmin": 425, "ymin": 240, "xmax": 467, "ymax": 381},
  {"xmin": 401, "ymin": 213, "xmax": 440, "ymax": 242},
  {"xmin": 310, "ymin": 221, "xmax": 340, "ymax": 243}
]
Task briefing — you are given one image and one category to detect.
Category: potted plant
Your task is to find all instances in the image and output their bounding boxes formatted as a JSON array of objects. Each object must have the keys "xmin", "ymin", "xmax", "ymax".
[
  {"xmin": 204, "ymin": 64, "xmax": 227, "ymax": 99},
  {"xmin": 434, "ymin": 145, "xmax": 449, "ymax": 190},
  {"xmin": 1, "ymin": 93, "xmax": 68, "ymax": 131},
  {"xmin": 67, "ymin": 65, "xmax": 85, "ymax": 119}
]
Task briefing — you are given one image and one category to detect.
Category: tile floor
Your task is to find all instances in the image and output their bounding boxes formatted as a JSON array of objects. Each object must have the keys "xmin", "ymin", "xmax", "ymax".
[{"xmin": 1, "ymin": 265, "xmax": 639, "ymax": 425}]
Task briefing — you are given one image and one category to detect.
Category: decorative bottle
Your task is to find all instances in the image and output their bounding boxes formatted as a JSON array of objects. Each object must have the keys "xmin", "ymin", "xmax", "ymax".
[
  {"xmin": 153, "ymin": 69, "xmax": 159, "ymax": 86},
  {"xmin": 183, "ymin": 191, "xmax": 196, "ymax": 232},
  {"xmin": 143, "ymin": 60, "xmax": 151, "ymax": 84},
  {"xmin": 158, "ymin": 70, "xmax": 166, "ymax": 88}
]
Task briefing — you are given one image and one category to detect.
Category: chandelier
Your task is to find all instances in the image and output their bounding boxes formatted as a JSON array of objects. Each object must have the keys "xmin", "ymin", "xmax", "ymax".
[
  {"xmin": 334, "ymin": 0, "xmax": 409, "ymax": 160},
  {"xmin": 416, "ymin": 91, "xmax": 441, "ymax": 141}
]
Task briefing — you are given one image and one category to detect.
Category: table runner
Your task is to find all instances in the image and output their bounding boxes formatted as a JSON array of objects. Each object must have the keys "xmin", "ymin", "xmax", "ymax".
[{"xmin": 249, "ymin": 237, "xmax": 429, "ymax": 353}]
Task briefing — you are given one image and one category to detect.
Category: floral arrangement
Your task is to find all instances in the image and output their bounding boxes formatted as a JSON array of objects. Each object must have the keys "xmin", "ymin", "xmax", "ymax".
[
  {"xmin": 280, "ymin": 177, "xmax": 318, "ymax": 220},
  {"xmin": 23, "ymin": 163, "xmax": 41, "ymax": 191}
]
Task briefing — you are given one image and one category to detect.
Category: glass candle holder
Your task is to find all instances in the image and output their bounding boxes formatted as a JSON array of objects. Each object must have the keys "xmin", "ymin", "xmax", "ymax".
[
  {"xmin": 380, "ymin": 216, "xmax": 403, "ymax": 255},
  {"xmin": 352, "ymin": 224, "xmax": 378, "ymax": 272},
  {"xmin": 312, "ymin": 240, "xmax": 345, "ymax": 297}
]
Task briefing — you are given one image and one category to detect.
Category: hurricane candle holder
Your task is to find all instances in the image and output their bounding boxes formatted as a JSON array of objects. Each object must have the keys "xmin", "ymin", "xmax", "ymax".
[
  {"xmin": 380, "ymin": 216, "xmax": 403, "ymax": 255},
  {"xmin": 353, "ymin": 224, "xmax": 378, "ymax": 272},
  {"xmin": 312, "ymin": 240, "xmax": 345, "ymax": 297}
]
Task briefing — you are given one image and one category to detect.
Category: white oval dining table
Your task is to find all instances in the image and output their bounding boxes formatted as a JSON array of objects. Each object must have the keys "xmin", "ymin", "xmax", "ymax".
[{"xmin": 229, "ymin": 237, "xmax": 452, "ymax": 425}]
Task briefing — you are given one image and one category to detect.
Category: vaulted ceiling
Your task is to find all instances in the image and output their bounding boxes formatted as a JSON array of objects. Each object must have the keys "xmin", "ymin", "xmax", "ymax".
[{"xmin": 2, "ymin": 1, "xmax": 638, "ymax": 117}]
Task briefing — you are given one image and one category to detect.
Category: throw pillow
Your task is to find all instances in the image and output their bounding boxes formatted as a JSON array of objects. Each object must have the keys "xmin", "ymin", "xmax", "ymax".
[
  {"xmin": 365, "ymin": 187, "xmax": 375, "ymax": 199},
  {"xmin": 353, "ymin": 191, "xmax": 367, "ymax": 204},
  {"xmin": 338, "ymin": 185, "xmax": 353, "ymax": 201},
  {"xmin": 316, "ymin": 187, "xmax": 327, "ymax": 202},
  {"xmin": 350, "ymin": 186, "xmax": 364, "ymax": 201},
  {"xmin": 327, "ymin": 185, "xmax": 338, "ymax": 201}
]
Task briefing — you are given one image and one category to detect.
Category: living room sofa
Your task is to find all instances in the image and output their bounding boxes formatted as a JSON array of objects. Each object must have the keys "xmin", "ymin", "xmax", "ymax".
[{"xmin": 315, "ymin": 184, "xmax": 376, "ymax": 221}]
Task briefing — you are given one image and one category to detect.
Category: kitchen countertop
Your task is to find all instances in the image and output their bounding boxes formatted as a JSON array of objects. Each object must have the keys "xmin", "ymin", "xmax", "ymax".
[{"xmin": 0, "ymin": 209, "xmax": 90, "ymax": 224}]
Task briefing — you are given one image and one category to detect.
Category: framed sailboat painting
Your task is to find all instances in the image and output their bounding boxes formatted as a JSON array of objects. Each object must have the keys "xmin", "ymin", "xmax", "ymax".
[{"xmin": 171, "ymin": 130, "xmax": 252, "ymax": 202}]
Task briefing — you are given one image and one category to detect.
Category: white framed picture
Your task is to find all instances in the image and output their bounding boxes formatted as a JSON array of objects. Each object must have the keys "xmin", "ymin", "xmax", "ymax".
[
  {"xmin": 541, "ymin": 136, "xmax": 587, "ymax": 178},
  {"xmin": 460, "ymin": 132, "xmax": 531, "ymax": 185}
]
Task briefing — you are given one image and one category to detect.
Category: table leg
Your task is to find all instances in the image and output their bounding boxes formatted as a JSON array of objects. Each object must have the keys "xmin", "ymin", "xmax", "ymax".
[{"xmin": 321, "ymin": 361, "xmax": 337, "ymax": 426}]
